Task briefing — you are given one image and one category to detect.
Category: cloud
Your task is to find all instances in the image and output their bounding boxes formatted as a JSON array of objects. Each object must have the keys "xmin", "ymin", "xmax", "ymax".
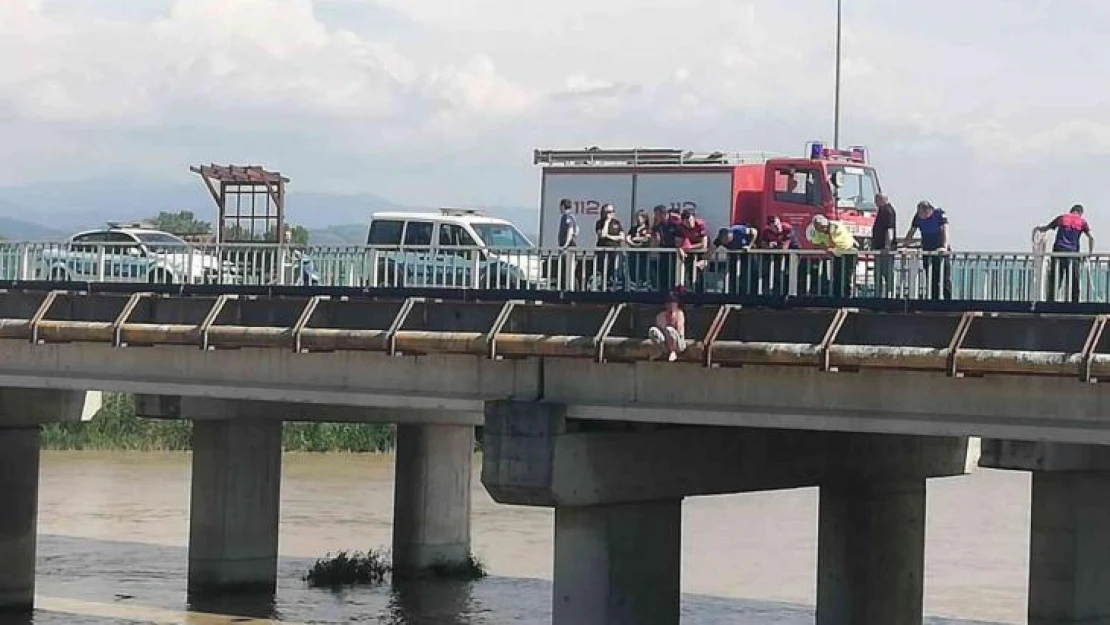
[{"xmin": 3, "ymin": 0, "xmax": 1110, "ymax": 248}]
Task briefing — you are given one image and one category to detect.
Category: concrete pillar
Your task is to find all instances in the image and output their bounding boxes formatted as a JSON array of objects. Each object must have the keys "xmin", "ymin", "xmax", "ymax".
[
  {"xmin": 0, "ymin": 428, "xmax": 39, "ymax": 612},
  {"xmin": 188, "ymin": 419, "xmax": 283, "ymax": 595},
  {"xmin": 817, "ymin": 479, "xmax": 926, "ymax": 625},
  {"xmin": 553, "ymin": 499, "xmax": 681, "ymax": 625},
  {"xmin": 1027, "ymin": 470, "xmax": 1110, "ymax": 625},
  {"xmin": 392, "ymin": 424, "xmax": 473, "ymax": 578}
]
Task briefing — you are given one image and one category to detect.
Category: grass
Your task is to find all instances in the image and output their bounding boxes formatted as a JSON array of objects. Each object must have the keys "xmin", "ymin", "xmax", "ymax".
[
  {"xmin": 40, "ymin": 393, "xmax": 398, "ymax": 452},
  {"xmin": 304, "ymin": 550, "xmax": 488, "ymax": 587}
]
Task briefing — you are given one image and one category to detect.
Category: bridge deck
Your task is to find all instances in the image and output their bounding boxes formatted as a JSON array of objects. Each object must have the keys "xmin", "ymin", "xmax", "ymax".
[{"xmin": 2, "ymin": 284, "xmax": 1110, "ymax": 381}]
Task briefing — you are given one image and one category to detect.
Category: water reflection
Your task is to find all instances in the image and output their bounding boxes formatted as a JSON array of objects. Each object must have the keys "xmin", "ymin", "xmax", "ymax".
[
  {"xmin": 186, "ymin": 592, "xmax": 278, "ymax": 622},
  {"xmin": 389, "ymin": 580, "xmax": 475, "ymax": 625}
]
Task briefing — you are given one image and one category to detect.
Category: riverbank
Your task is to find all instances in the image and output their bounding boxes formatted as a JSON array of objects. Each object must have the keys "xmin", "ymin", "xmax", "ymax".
[{"xmin": 40, "ymin": 394, "xmax": 397, "ymax": 452}]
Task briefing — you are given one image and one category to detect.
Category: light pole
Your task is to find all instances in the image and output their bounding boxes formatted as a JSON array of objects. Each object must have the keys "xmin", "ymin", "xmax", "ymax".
[{"xmin": 833, "ymin": 0, "xmax": 842, "ymax": 149}]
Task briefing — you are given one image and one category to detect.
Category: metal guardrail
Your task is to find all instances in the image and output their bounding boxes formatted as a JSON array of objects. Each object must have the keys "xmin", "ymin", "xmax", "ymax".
[
  {"xmin": 3, "ymin": 292, "xmax": 1110, "ymax": 381},
  {"xmin": 0, "ymin": 241, "xmax": 1103, "ymax": 304}
]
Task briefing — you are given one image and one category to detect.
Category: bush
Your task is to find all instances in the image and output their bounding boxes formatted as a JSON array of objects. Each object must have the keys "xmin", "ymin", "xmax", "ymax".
[
  {"xmin": 305, "ymin": 550, "xmax": 391, "ymax": 587},
  {"xmin": 426, "ymin": 554, "xmax": 487, "ymax": 581}
]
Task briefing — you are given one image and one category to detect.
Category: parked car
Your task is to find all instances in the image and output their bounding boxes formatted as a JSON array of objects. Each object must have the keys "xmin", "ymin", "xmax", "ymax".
[
  {"xmin": 366, "ymin": 210, "xmax": 545, "ymax": 288},
  {"xmin": 38, "ymin": 224, "xmax": 239, "ymax": 284}
]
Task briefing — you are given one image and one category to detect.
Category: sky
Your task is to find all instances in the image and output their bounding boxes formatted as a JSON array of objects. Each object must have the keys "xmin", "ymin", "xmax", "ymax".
[{"xmin": 2, "ymin": 0, "xmax": 1110, "ymax": 248}]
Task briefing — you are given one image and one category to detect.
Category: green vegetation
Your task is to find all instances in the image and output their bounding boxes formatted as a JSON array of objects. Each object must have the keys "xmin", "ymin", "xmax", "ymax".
[
  {"xmin": 40, "ymin": 393, "xmax": 396, "ymax": 452},
  {"xmin": 149, "ymin": 210, "xmax": 212, "ymax": 238},
  {"xmin": 425, "ymin": 554, "xmax": 488, "ymax": 581},
  {"xmin": 305, "ymin": 550, "xmax": 391, "ymax": 587},
  {"xmin": 304, "ymin": 550, "xmax": 487, "ymax": 588}
]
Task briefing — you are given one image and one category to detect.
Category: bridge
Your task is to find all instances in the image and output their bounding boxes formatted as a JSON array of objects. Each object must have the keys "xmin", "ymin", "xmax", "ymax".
[{"xmin": 1, "ymin": 244, "xmax": 1110, "ymax": 625}]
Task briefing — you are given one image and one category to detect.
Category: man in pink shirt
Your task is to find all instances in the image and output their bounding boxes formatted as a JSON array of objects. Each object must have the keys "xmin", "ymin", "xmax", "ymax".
[{"xmin": 648, "ymin": 292, "xmax": 687, "ymax": 362}]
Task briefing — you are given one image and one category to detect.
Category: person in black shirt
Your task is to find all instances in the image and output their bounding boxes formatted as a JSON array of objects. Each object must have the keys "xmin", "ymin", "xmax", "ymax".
[
  {"xmin": 651, "ymin": 205, "xmax": 681, "ymax": 291},
  {"xmin": 871, "ymin": 194, "xmax": 897, "ymax": 297},
  {"xmin": 594, "ymin": 203, "xmax": 626, "ymax": 290},
  {"xmin": 626, "ymin": 209, "xmax": 652, "ymax": 288}
]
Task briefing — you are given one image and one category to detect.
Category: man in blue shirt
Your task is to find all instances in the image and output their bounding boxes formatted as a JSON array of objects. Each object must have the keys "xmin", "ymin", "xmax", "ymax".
[
  {"xmin": 903, "ymin": 201, "xmax": 951, "ymax": 300},
  {"xmin": 713, "ymin": 224, "xmax": 759, "ymax": 295},
  {"xmin": 1033, "ymin": 204, "xmax": 1094, "ymax": 302},
  {"xmin": 557, "ymin": 199, "xmax": 579, "ymax": 289}
]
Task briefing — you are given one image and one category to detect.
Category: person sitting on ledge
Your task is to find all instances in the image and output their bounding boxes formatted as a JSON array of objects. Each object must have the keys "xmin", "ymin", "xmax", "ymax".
[{"xmin": 648, "ymin": 292, "xmax": 687, "ymax": 362}]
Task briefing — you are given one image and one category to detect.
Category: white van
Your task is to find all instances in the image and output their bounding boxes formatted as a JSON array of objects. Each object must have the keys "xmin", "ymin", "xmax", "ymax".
[{"xmin": 366, "ymin": 209, "xmax": 544, "ymax": 288}]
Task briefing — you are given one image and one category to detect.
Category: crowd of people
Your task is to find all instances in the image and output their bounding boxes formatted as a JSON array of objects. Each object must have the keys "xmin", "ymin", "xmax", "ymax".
[{"xmin": 556, "ymin": 197, "xmax": 1096, "ymax": 361}]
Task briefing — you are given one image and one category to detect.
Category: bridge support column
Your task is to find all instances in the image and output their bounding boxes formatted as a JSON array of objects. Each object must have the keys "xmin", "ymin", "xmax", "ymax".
[
  {"xmin": 0, "ymin": 427, "xmax": 39, "ymax": 612},
  {"xmin": 392, "ymin": 424, "xmax": 473, "ymax": 578},
  {"xmin": 816, "ymin": 478, "xmax": 926, "ymax": 625},
  {"xmin": 553, "ymin": 499, "xmax": 681, "ymax": 625},
  {"xmin": 188, "ymin": 419, "xmax": 283, "ymax": 595},
  {"xmin": 981, "ymin": 440, "xmax": 1110, "ymax": 625},
  {"xmin": 0, "ymin": 389, "xmax": 99, "ymax": 612}
]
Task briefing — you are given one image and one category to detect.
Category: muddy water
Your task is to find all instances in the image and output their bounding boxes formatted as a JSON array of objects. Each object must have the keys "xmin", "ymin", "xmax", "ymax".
[{"xmin": 24, "ymin": 452, "xmax": 1029, "ymax": 624}]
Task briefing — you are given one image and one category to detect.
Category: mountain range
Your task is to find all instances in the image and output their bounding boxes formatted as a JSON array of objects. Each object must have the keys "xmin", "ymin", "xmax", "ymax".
[{"xmin": 0, "ymin": 176, "xmax": 538, "ymax": 244}]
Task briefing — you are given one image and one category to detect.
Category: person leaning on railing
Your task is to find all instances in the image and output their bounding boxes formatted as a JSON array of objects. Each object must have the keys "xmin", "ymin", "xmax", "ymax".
[
  {"xmin": 808, "ymin": 215, "xmax": 858, "ymax": 299},
  {"xmin": 758, "ymin": 215, "xmax": 796, "ymax": 295},
  {"xmin": 871, "ymin": 194, "xmax": 898, "ymax": 297},
  {"xmin": 676, "ymin": 209, "xmax": 709, "ymax": 292},
  {"xmin": 1033, "ymin": 204, "xmax": 1094, "ymax": 303},
  {"xmin": 903, "ymin": 201, "xmax": 952, "ymax": 300},
  {"xmin": 712, "ymin": 224, "xmax": 758, "ymax": 296}
]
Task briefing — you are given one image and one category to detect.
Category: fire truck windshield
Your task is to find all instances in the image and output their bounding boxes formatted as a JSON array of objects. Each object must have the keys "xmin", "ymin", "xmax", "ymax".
[{"xmin": 828, "ymin": 165, "xmax": 880, "ymax": 212}]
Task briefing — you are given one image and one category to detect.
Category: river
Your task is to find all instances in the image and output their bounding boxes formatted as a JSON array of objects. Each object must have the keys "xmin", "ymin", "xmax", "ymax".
[{"xmin": 23, "ymin": 451, "xmax": 1029, "ymax": 624}]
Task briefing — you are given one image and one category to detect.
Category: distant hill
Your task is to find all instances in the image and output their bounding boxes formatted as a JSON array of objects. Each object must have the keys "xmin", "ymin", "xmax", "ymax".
[{"xmin": 0, "ymin": 176, "xmax": 538, "ymax": 242}]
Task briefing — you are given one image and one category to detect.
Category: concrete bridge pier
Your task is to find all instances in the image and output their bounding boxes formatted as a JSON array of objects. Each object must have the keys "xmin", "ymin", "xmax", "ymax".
[
  {"xmin": 816, "ymin": 478, "xmax": 926, "ymax": 625},
  {"xmin": 981, "ymin": 440, "xmax": 1110, "ymax": 625},
  {"xmin": 188, "ymin": 417, "xmax": 283, "ymax": 595},
  {"xmin": 0, "ymin": 389, "xmax": 100, "ymax": 612},
  {"xmin": 481, "ymin": 400, "xmax": 972, "ymax": 625},
  {"xmin": 392, "ymin": 423, "xmax": 474, "ymax": 578}
]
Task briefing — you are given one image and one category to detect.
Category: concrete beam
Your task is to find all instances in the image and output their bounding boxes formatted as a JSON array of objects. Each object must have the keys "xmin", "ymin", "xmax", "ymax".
[
  {"xmin": 0, "ymin": 428, "xmax": 39, "ymax": 612},
  {"xmin": 188, "ymin": 419, "xmax": 283, "ymax": 595},
  {"xmin": 482, "ymin": 400, "xmax": 972, "ymax": 507},
  {"xmin": 392, "ymin": 424, "xmax": 474, "ymax": 577},
  {"xmin": 980, "ymin": 439, "xmax": 1110, "ymax": 472},
  {"xmin": 0, "ymin": 389, "xmax": 101, "ymax": 426},
  {"xmin": 136, "ymin": 396, "xmax": 482, "ymax": 426}
]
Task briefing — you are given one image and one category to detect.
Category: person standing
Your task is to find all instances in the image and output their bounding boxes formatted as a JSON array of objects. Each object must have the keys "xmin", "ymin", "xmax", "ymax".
[
  {"xmin": 808, "ymin": 215, "xmax": 858, "ymax": 298},
  {"xmin": 557, "ymin": 199, "xmax": 579, "ymax": 290},
  {"xmin": 1033, "ymin": 204, "xmax": 1094, "ymax": 303},
  {"xmin": 626, "ymin": 210, "xmax": 652, "ymax": 288},
  {"xmin": 594, "ymin": 203, "xmax": 626, "ymax": 290},
  {"xmin": 652, "ymin": 206, "xmax": 682, "ymax": 291},
  {"xmin": 871, "ymin": 194, "xmax": 897, "ymax": 297},
  {"xmin": 903, "ymin": 201, "xmax": 951, "ymax": 300},
  {"xmin": 677, "ymin": 209, "xmax": 709, "ymax": 292}
]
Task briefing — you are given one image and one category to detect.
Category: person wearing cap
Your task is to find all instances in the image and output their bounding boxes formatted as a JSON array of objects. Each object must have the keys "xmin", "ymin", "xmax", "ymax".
[
  {"xmin": 677, "ymin": 208, "xmax": 709, "ymax": 292},
  {"xmin": 1033, "ymin": 204, "xmax": 1094, "ymax": 303},
  {"xmin": 648, "ymin": 292, "xmax": 686, "ymax": 362},
  {"xmin": 594, "ymin": 203, "xmax": 627, "ymax": 290},
  {"xmin": 903, "ymin": 201, "xmax": 951, "ymax": 300},
  {"xmin": 713, "ymin": 223, "xmax": 759, "ymax": 295},
  {"xmin": 808, "ymin": 214, "xmax": 858, "ymax": 298}
]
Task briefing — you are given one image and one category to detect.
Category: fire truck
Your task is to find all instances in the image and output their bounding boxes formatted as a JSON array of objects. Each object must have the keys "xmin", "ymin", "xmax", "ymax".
[{"xmin": 534, "ymin": 143, "xmax": 882, "ymax": 250}]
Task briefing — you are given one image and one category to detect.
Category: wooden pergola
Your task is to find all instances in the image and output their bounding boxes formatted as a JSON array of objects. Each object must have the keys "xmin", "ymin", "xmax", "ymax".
[{"xmin": 191, "ymin": 164, "xmax": 290, "ymax": 244}]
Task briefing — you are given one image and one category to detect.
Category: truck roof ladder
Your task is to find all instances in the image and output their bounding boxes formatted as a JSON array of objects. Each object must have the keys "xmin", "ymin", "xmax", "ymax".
[{"xmin": 533, "ymin": 147, "xmax": 781, "ymax": 167}]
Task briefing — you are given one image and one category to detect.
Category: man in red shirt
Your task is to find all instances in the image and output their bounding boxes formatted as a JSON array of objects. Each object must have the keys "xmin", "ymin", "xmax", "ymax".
[
  {"xmin": 676, "ymin": 209, "xmax": 708, "ymax": 291},
  {"xmin": 758, "ymin": 215, "xmax": 796, "ymax": 294},
  {"xmin": 1033, "ymin": 204, "xmax": 1095, "ymax": 303}
]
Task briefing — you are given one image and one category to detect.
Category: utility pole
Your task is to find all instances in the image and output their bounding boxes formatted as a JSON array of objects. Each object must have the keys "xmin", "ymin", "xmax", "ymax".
[{"xmin": 833, "ymin": 0, "xmax": 842, "ymax": 149}]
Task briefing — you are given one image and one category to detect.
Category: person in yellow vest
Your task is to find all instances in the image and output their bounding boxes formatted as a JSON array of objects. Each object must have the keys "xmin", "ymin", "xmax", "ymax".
[{"xmin": 808, "ymin": 215, "xmax": 858, "ymax": 298}]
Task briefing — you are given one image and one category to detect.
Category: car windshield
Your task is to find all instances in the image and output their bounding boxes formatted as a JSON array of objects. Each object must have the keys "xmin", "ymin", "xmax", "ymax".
[
  {"xmin": 471, "ymin": 223, "xmax": 533, "ymax": 249},
  {"xmin": 134, "ymin": 232, "xmax": 187, "ymax": 252},
  {"xmin": 828, "ymin": 165, "xmax": 880, "ymax": 211}
]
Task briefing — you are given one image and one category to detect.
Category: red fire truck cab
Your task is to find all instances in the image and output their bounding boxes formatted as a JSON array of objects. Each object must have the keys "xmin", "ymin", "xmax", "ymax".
[{"xmin": 535, "ymin": 143, "xmax": 882, "ymax": 250}]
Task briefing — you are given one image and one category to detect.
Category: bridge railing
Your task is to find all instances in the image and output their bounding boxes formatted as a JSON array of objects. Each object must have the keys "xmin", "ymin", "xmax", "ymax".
[{"xmin": 0, "ymin": 241, "xmax": 1102, "ymax": 303}]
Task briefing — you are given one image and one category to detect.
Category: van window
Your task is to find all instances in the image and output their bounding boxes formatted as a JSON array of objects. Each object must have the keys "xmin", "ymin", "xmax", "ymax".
[
  {"xmin": 772, "ymin": 169, "xmax": 820, "ymax": 205},
  {"xmin": 367, "ymin": 220, "xmax": 403, "ymax": 246},
  {"xmin": 403, "ymin": 221, "xmax": 433, "ymax": 246},
  {"xmin": 439, "ymin": 224, "xmax": 477, "ymax": 247}
]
